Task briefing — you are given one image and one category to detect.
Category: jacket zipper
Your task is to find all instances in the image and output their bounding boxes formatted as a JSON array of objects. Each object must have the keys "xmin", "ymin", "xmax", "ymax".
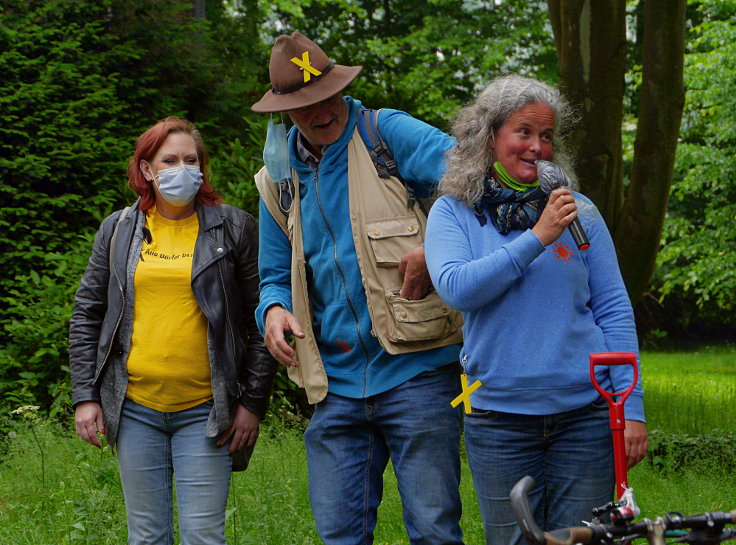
[{"xmin": 314, "ymin": 170, "xmax": 371, "ymax": 396}]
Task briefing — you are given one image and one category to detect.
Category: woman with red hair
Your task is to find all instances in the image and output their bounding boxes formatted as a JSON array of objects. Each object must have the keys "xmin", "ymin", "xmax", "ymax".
[{"xmin": 69, "ymin": 117, "xmax": 277, "ymax": 545}]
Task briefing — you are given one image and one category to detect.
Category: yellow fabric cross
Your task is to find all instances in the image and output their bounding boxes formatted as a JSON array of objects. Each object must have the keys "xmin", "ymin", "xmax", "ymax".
[
  {"xmin": 290, "ymin": 51, "xmax": 322, "ymax": 83},
  {"xmin": 450, "ymin": 373, "xmax": 482, "ymax": 414}
]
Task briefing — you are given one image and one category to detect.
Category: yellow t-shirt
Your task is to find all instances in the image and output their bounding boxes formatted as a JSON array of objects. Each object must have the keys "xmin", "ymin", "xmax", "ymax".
[{"xmin": 125, "ymin": 207, "xmax": 212, "ymax": 412}]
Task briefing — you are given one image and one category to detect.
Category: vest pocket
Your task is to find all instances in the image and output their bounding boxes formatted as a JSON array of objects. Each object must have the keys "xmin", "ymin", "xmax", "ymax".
[
  {"xmin": 366, "ymin": 217, "xmax": 422, "ymax": 266},
  {"xmin": 385, "ymin": 289, "xmax": 458, "ymax": 342}
]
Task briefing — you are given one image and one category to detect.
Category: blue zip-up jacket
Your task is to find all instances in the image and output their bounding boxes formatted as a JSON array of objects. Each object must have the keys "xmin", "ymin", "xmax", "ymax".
[
  {"xmin": 256, "ymin": 97, "xmax": 460, "ymax": 398},
  {"xmin": 425, "ymin": 193, "xmax": 645, "ymax": 421}
]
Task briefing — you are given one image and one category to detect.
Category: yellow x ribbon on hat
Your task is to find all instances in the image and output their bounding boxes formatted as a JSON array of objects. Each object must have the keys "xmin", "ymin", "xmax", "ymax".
[
  {"xmin": 290, "ymin": 51, "xmax": 322, "ymax": 83},
  {"xmin": 450, "ymin": 373, "xmax": 482, "ymax": 414}
]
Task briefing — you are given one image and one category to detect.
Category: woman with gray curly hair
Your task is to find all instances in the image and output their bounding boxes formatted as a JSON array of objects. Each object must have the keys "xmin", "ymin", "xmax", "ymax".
[
  {"xmin": 440, "ymin": 74, "xmax": 577, "ymax": 206},
  {"xmin": 425, "ymin": 75, "xmax": 648, "ymax": 545}
]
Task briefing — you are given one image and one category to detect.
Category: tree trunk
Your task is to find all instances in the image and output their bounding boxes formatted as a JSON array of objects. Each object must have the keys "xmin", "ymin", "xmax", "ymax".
[
  {"xmin": 547, "ymin": 0, "xmax": 628, "ymax": 225},
  {"xmin": 548, "ymin": 0, "xmax": 686, "ymax": 303},
  {"xmin": 614, "ymin": 0, "xmax": 686, "ymax": 302}
]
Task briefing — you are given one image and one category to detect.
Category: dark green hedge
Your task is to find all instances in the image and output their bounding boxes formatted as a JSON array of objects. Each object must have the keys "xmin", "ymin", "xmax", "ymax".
[{"xmin": 647, "ymin": 429, "xmax": 736, "ymax": 472}]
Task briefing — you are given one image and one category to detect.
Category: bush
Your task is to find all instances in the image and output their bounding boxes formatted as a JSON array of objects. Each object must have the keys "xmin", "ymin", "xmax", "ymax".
[
  {"xmin": 209, "ymin": 115, "xmax": 268, "ymax": 218},
  {"xmin": 647, "ymin": 430, "xmax": 736, "ymax": 473},
  {"xmin": 0, "ymin": 239, "xmax": 93, "ymax": 416}
]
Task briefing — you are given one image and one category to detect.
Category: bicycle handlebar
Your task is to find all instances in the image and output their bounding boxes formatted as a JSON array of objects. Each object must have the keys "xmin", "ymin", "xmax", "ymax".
[
  {"xmin": 542, "ymin": 526, "xmax": 595, "ymax": 545},
  {"xmin": 510, "ymin": 476, "xmax": 736, "ymax": 545},
  {"xmin": 509, "ymin": 475, "xmax": 546, "ymax": 545}
]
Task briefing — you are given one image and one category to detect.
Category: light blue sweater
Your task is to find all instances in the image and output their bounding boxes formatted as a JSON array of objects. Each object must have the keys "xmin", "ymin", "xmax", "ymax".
[
  {"xmin": 256, "ymin": 97, "xmax": 460, "ymax": 399},
  {"xmin": 425, "ymin": 193, "xmax": 645, "ymax": 421}
]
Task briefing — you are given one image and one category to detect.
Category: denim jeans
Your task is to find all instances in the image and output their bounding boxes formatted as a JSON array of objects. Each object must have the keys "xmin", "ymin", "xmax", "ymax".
[
  {"xmin": 304, "ymin": 364, "xmax": 464, "ymax": 545},
  {"xmin": 464, "ymin": 400, "xmax": 614, "ymax": 545},
  {"xmin": 116, "ymin": 399, "xmax": 232, "ymax": 545}
]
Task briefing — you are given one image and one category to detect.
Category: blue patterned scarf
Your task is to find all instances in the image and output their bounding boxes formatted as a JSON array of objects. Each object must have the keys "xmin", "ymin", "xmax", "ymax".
[{"xmin": 473, "ymin": 174, "xmax": 548, "ymax": 233}]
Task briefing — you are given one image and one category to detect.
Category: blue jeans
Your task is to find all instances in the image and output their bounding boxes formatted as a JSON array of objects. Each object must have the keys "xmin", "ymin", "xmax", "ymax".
[
  {"xmin": 464, "ymin": 400, "xmax": 614, "ymax": 545},
  {"xmin": 116, "ymin": 399, "xmax": 232, "ymax": 545},
  {"xmin": 304, "ymin": 364, "xmax": 464, "ymax": 545}
]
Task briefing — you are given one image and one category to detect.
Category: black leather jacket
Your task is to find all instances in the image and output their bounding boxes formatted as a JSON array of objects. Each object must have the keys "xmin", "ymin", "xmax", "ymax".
[{"xmin": 69, "ymin": 200, "xmax": 276, "ymax": 449}]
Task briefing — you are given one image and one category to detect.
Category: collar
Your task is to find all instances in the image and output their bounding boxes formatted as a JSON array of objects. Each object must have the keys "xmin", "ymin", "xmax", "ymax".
[
  {"xmin": 296, "ymin": 132, "xmax": 321, "ymax": 171},
  {"xmin": 195, "ymin": 201, "xmax": 224, "ymax": 232}
]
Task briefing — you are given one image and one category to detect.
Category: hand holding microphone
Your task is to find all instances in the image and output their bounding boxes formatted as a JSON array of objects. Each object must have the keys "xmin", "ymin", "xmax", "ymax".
[{"xmin": 535, "ymin": 160, "xmax": 590, "ymax": 251}]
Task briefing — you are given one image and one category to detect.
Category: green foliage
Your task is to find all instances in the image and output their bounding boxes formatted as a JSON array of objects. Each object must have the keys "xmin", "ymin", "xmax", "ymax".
[
  {"xmin": 265, "ymin": 367, "xmax": 314, "ymax": 425},
  {"xmin": 266, "ymin": 0, "xmax": 556, "ymax": 127},
  {"xmin": 1, "ymin": 0, "xmax": 131, "ymax": 413},
  {"xmin": 0, "ymin": 0, "xmax": 133, "ymax": 283},
  {"xmin": 0, "ymin": 416, "xmax": 126, "ymax": 543},
  {"xmin": 210, "ymin": 115, "xmax": 268, "ymax": 218},
  {"xmin": 0, "ymin": 239, "xmax": 91, "ymax": 415},
  {"xmin": 629, "ymin": 460, "xmax": 736, "ymax": 515},
  {"xmin": 647, "ymin": 430, "xmax": 736, "ymax": 473},
  {"xmin": 649, "ymin": 0, "xmax": 736, "ymax": 333},
  {"xmin": 2, "ymin": 415, "xmax": 736, "ymax": 544}
]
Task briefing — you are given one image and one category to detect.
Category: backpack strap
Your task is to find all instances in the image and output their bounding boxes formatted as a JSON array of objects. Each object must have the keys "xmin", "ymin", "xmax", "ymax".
[{"xmin": 359, "ymin": 108, "xmax": 417, "ymax": 210}]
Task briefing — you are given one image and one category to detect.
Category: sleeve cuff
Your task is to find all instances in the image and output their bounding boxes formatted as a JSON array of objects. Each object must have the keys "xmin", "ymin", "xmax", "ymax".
[{"xmin": 623, "ymin": 394, "xmax": 645, "ymax": 423}]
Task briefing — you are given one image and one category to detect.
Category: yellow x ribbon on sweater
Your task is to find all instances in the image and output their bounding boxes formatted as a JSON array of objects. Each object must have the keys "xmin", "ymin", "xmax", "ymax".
[
  {"xmin": 290, "ymin": 51, "xmax": 322, "ymax": 83},
  {"xmin": 450, "ymin": 373, "xmax": 482, "ymax": 414}
]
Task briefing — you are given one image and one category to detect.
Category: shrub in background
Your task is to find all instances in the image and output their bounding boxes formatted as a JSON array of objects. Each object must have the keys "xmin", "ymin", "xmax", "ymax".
[{"xmin": 647, "ymin": 430, "xmax": 736, "ymax": 473}]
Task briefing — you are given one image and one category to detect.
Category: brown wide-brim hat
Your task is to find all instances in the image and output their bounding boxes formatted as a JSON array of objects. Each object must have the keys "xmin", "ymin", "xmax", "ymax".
[{"xmin": 252, "ymin": 32, "xmax": 362, "ymax": 113}]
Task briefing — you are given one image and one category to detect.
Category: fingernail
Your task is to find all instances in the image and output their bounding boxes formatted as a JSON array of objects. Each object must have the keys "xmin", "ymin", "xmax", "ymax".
[{"xmin": 101, "ymin": 429, "xmax": 106, "ymax": 435}]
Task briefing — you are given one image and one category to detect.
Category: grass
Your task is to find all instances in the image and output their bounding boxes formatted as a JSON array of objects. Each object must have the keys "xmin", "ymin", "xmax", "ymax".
[
  {"xmin": 231, "ymin": 425, "xmax": 488, "ymax": 544},
  {"xmin": 642, "ymin": 344, "xmax": 736, "ymax": 434},
  {"xmin": 0, "ymin": 420, "xmax": 734, "ymax": 545},
  {"xmin": 0, "ymin": 344, "xmax": 734, "ymax": 543},
  {"xmin": 0, "ymin": 418, "xmax": 126, "ymax": 544},
  {"xmin": 0, "ymin": 420, "xmax": 470, "ymax": 545},
  {"xmin": 629, "ymin": 461, "xmax": 736, "ymax": 515},
  {"xmin": 3, "ymin": 420, "xmax": 733, "ymax": 545}
]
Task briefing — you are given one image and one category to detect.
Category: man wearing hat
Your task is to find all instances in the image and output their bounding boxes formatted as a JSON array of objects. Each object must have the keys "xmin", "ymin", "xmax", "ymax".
[{"xmin": 252, "ymin": 32, "xmax": 464, "ymax": 544}]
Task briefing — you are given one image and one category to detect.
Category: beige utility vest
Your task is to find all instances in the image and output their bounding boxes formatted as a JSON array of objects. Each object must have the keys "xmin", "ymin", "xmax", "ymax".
[{"xmin": 255, "ymin": 127, "xmax": 462, "ymax": 404}]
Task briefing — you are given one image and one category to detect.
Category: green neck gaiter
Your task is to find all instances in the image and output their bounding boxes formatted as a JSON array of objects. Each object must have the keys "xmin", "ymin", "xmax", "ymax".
[{"xmin": 493, "ymin": 161, "xmax": 540, "ymax": 191}]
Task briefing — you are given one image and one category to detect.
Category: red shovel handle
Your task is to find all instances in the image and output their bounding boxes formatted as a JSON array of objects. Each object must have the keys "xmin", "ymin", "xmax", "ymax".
[
  {"xmin": 589, "ymin": 352, "xmax": 638, "ymax": 410},
  {"xmin": 589, "ymin": 352, "xmax": 638, "ymax": 499}
]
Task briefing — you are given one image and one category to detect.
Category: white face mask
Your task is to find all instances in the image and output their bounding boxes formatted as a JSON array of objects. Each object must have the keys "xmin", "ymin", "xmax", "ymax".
[{"xmin": 153, "ymin": 164, "xmax": 203, "ymax": 206}]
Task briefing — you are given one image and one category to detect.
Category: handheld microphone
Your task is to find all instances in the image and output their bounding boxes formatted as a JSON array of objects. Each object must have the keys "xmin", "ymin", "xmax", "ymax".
[{"xmin": 535, "ymin": 160, "xmax": 590, "ymax": 251}]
